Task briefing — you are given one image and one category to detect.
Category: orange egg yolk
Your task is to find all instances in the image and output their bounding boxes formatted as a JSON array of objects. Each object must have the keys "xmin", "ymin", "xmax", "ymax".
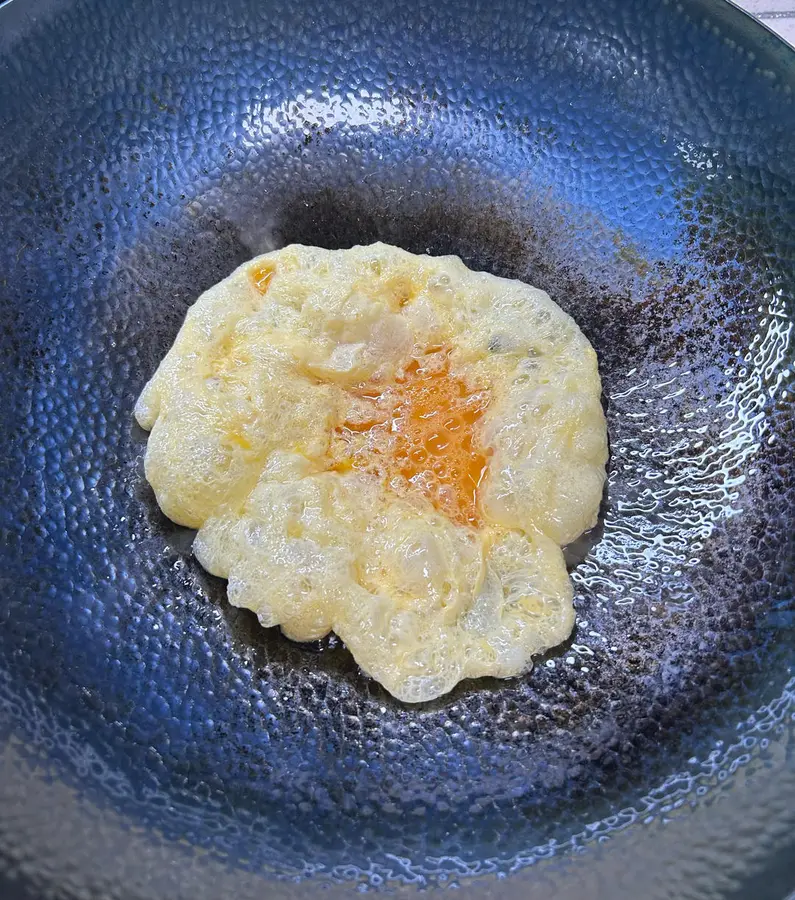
[
  {"xmin": 338, "ymin": 349, "xmax": 491, "ymax": 528},
  {"xmin": 250, "ymin": 262, "xmax": 275, "ymax": 293}
]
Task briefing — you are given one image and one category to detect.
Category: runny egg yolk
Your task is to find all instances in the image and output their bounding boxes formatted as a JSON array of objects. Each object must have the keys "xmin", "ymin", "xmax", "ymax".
[{"xmin": 339, "ymin": 350, "xmax": 491, "ymax": 528}]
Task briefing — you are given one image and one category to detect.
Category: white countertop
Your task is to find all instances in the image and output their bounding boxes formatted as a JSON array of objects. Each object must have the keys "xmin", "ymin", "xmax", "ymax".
[{"xmin": 735, "ymin": 0, "xmax": 795, "ymax": 45}]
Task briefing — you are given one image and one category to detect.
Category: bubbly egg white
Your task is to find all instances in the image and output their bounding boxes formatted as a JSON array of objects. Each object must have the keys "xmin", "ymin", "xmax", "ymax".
[{"xmin": 135, "ymin": 242, "xmax": 607, "ymax": 702}]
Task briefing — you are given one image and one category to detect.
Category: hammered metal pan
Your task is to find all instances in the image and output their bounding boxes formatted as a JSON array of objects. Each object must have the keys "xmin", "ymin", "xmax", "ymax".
[{"xmin": 0, "ymin": 0, "xmax": 794, "ymax": 897}]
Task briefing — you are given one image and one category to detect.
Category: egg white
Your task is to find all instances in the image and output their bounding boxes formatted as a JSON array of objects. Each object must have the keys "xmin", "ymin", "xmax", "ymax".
[{"xmin": 136, "ymin": 242, "xmax": 607, "ymax": 702}]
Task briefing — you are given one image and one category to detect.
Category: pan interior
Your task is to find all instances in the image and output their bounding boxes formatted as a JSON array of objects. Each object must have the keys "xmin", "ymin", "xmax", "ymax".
[{"xmin": 0, "ymin": 0, "xmax": 794, "ymax": 890}]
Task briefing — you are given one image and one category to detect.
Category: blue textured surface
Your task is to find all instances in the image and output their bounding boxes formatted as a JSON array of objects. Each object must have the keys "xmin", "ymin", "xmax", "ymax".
[{"xmin": 0, "ymin": 0, "xmax": 794, "ymax": 896}]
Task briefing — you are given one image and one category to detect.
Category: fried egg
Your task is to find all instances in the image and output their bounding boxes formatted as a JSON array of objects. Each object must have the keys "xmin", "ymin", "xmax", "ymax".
[{"xmin": 135, "ymin": 243, "xmax": 607, "ymax": 703}]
